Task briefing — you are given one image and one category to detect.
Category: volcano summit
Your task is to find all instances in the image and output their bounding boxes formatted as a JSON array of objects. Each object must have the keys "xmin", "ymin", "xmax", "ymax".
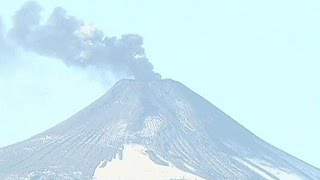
[{"xmin": 0, "ymin": 79, "xmax": 319, "ymax": 180}]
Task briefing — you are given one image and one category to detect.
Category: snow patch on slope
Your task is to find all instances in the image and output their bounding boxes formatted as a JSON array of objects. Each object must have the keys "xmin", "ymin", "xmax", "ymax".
[
  {"xmin": 250, "ymin": 159, "xmax": 303, "ymax": 180},
  {"xmin": 234, "ymin": 157, "xmax": 303, "ymax": 180},
  {"xmin": 93, "ymin": 144, "xmax": 204, "ymax": 180},
  {"xmin": 140, "ymin": 116, "xmax": 165, "ymax": 137}
]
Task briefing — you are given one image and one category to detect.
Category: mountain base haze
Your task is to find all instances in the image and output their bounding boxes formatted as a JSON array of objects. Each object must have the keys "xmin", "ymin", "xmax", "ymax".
[{"xmin": 0, "ymin": 79, "xmax": 319, "ymax": 180}]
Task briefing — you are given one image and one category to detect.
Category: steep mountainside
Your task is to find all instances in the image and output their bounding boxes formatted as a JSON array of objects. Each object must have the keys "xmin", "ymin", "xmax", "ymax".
[{"xmin": 0, "ymin": 79, "xmax": 319, "ymax": 180}]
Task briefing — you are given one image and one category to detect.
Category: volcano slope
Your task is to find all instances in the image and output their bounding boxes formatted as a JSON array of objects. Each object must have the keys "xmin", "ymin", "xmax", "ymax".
[{"xmin": 0, "ymin": 79, "xmax": 319, "ymax": 180}]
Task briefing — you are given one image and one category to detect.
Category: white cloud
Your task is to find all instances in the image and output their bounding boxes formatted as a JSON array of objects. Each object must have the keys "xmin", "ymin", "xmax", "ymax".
[{"xmin": 74, "ymin": 23, "xmax": 97, "ymax": 40}]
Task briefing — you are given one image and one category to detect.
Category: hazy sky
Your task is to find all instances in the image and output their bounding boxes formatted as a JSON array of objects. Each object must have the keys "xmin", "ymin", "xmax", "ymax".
[{"xmin": 0, "ymin": 0, "xmax": 319, "ymax": 168}]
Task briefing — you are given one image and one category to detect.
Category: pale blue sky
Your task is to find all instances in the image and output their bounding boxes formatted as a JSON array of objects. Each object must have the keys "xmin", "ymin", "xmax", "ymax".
[{"xmin": 0, "ymin": 0, "xmax": 319, "ymax": 168}]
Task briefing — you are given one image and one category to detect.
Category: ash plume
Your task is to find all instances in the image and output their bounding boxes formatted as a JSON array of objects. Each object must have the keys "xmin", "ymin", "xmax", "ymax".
[
  {"xmin": 0, "ymin": 18, "xmax": 3, "ymax": 39},
  {"xmin": 9, "ymin": 1, "xmax": 161, "ymax": 80},
  {"xmin": 0, "ymin": 18, "xmax": 7, "ymax": 52},
  {"xmin": 0, "ymin": 19, "xmax": 5, "ymax": 64},
  {"xmin": 0, "ymin": 18, "xmax": 13, "ymax": 64}
]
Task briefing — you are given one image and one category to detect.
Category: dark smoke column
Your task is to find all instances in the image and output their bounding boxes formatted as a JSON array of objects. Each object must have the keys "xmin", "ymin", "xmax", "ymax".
[
  {"xmin": 0, "ymin": 19, "xmax": 5, "ymax": 51},
  {"xmin": 9, "ymin": 1, "xmax": 161, "ymax": 80}
]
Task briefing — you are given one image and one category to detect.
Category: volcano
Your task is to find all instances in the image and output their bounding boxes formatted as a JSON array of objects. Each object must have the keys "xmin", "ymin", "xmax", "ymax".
[{"xmin": 0, "ymin": 79, "xmax": 319, "ymax": 180}]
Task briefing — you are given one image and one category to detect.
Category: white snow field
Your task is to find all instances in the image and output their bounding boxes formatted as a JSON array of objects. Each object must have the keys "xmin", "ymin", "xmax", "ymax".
[{"xmin": 93, "ymin": 144, "xmax": 203, "ymax": 180}]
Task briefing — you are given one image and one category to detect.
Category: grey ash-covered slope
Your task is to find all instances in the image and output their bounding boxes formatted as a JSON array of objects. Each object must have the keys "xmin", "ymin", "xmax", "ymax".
[{"xmin": 0, "ymin": 79, "xmax": 319, "ymax": 179}]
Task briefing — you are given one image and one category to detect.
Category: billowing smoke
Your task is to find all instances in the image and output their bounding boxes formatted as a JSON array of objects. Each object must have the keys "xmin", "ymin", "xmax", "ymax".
[
  {"xmin": 0, "ymin": 18, "xmax": 13, "ymax": 64},
  {"xmin": 9, "ymin": 1, "xmax": 161, "ymax": 80},
  {"xmin": 0, "ymin": 18, "xmax": 3, "ymax": 39},
  {"xmin": 0, "ymin": 18, "xmax": 7, "ymax": 52},
  {"xmin": 0, "ymin": 18, "xmax": 5, "ymax": 65}
]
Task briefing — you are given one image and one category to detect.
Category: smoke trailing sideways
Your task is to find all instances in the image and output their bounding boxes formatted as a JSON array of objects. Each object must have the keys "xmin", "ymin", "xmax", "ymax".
[
  {"xmin": 0, "ymin": 18, "xmax": 7, "ymax": 52},
  {"xmin": 0, "ymin": 18, "xmax": 13, "ymax": 63},
  {"xmin": 9, "ymin": 1, "xmax": 161, "ymax": 80}
]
